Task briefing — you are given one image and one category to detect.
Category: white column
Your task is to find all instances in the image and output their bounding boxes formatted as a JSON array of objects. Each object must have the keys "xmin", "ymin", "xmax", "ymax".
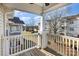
[
  {"xmin": 5, "ymin": 39, "xmax": 10, "ymax": 56},
  {"xmin": 39, "ymin": 16, "xmax": 48, "ymax": 48},
  {"xmin": 38, "ymin": 17, "xmax": 42, "ymax": 48},
  {"xmin": 3, "ymin": 11, "xmax": 13, "ymax": 56},
  {"xmin": 42, "ymin": 31, "xmax": 48, "ymax": 48},
  {"xmin": 0, "ymin": 9, "xmax": 4, "ymax": 56}
]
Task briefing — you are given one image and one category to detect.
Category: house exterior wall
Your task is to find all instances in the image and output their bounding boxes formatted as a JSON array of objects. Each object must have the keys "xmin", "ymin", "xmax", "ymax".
[
  {"xmin": 0, "ymin": 6, "xmax": 4, "ymax": 36},
  {"xmin": 0, "ymin": 5, "xmax": 4, "ymax": 55},
  {"xmin": 0, "ymin": 4, "xmax": 14, "ymax": 55},
  {"xmin": 67, "ymin": 19, "xmax": 79, "ymax": 37}
]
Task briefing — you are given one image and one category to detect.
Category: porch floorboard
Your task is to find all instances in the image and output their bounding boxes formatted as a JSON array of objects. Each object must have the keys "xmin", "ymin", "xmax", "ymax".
[
  {"xmin": 44, "ymin": 47, "xmax": 62, "ymax": 56},
  {"xmin": 16, "ymin": 48, "xmax": 46, "ymax": 56}
]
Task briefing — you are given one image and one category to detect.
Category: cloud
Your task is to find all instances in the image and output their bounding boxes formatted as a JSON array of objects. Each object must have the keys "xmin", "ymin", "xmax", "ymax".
[
  {"xmin": 20, "ymin": 17, "xmax": 31, "ymax": 25},
  {"xmin": 34, "ymin": 16, "xmax": 41, "ymax": 19},
  {"xmin": 14, "ymin": 10, "xmax": 41, "ymax": 26},
  {"xmin": 20, "ymin": 17, "xmax": 31, "ymax": 21}
]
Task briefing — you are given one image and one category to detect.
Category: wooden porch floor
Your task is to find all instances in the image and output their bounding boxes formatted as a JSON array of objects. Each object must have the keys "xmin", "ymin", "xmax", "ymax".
[
  {"xmin": 16, "ymin": 48, "xmax": 46, "ymax": 56},
  {"xmin": 44, "ymin": 47, "xmax": 62, "ymax": 56}
]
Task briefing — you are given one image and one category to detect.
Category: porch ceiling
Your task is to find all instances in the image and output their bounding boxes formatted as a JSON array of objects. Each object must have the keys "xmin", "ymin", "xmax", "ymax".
[{"xmin": 3, "ymin": 3, "xmax": 70, "ymax": 15}]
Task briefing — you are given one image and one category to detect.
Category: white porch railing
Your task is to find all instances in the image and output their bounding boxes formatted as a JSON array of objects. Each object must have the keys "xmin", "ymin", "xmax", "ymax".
[
  {"xmin": 48, "ymin": 35, "xmax": 79, "ymax": 56},
  {"xmin": 2, "ymin": 34, "xmax": 38, "ymax": 56}
]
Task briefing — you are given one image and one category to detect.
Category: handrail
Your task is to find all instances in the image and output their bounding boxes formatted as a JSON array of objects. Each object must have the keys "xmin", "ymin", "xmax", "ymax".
[
  {"xmin": 2, "ymin": 34, "xmax": 38, "ymax": 56},
  {"xmin": 48, "ymin": 34, "xmax": 79, "ymax": 56}
]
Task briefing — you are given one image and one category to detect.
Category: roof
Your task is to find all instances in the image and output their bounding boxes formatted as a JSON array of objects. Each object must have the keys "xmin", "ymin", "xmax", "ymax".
[
  {"xmin": 9, "ymin": 17, "xmax": 24, "ymax": 24},
  {"xmin": 63, "ymin": 14, "xmax": 79, "ymax": 20}
]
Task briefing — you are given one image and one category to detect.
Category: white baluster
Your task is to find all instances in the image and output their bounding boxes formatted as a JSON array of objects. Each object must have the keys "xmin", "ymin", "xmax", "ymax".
[
  {"xmin": 19, "ymin": 36, "xmax": 20, "ymax": 51},
  {"xmin": 20, "ymin": 36, "xmax": 21, "ymax": 51},
  {"xmin": 30, "ymin": 35, "xmax": 32, "ymax": 47},
  {"xmin": 59, "ymin": 36, "xmax": 60, "ymax": 53},
  {"xmin": 69, "ymin": 39, "xmax": 70, "ymax": 56},
  {"xmin": 54, "ymin": 35, "xmax": 55, "ymax": 50},
  {"xmin": 60, "ymin": 37, "xmax": 62, "ymax": 54},
  {"xmin": 56, "ymin": 36, "xmax": 57, "ymax": 51},
  {"xmin": 26, "ymin": 35, "xmax": 28, "ymax": 48},
  {"xmin": 57, "ymin": 36, "xmax": 58, "ymax": 51},
  {"xmin": 28, "ymin": 35, "xmax": 30, "ymax": 48},
  {"xmin": 73, "ymin": 40, "xmax": 74, "ymax": 56},
  {"xmin": 13, "ymin": 37, "xmax": 14, "ymax": 54},
  {"xmin": 55, "ymin": 36, "xmax": 56, "ymax": 51},
  {"xmin": 30, "ymin": 35, "xmax": 31, "ymax": 47},
  {"xmin": 58, "ymin": 36, "xmax": 59, "ymax": 53},
  {"xmin": 56, "ymin": 36, "xmax": 58, "ymax": 51},
  {"xmin": 77, "ymin": 40, "xmax": 78, "ymax": 56},
  {"xmin": 57, "ymin": 36, "xmax": 58, "ymax": 52},
  {"xmin": 13, "ymin": 38, "xmax": 15, "ymax": 53},
  {"xmin": 15, "ymin": 38, "xmax": 17, "ymax": 53},
  {"xmin": 28, "ymin": 40, "xmax": 30, "ymax": 48},
  {"xmin": 59, "ymin": 36, "xmax": 61, "ymax": 53},
  {"xmin": 65, "ymin": 38, "xmax": 67, "ymax": 56},
  {"xmin": 60, "ymin": 37, "xmax": 61, "ymax": 53},
  {"xmin": 16, "ymin": 37, "xmax": 18, "ymax": 52},
  {"xmin": 31, "ymin": 35, "xmax": 33, "ymax": 47},
  {"xmin": 25, "ymin": 36, "xmax": 27, "ymax": 49},
  {"xmin": 61, "ymin": 37, "xmax": 63, "ymax": 54},
  {"xmin": 27, "ymin": 35, "xmax": 29, "ymax": 48},
  {"xmin": 63, "ymin": 37, "xmax": 64, "ymax": 55},
  {"xmin": 10, "ymin": 38, "xmax": 12, "ymax": 54}
]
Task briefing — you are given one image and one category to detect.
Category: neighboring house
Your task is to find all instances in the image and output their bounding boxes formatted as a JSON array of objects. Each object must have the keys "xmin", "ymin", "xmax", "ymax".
[
  {"xmin": 64, "ymin": 14, "xmax": 79, "ymax": 37},
  {"xmin": 45, "ymin": 14, "xmax": 79, "ymax": 37},
  {"xmin": 7, "ymin": 17, "xmax": 24, "ymax": 52},
  {"xmin": 6, "ymin": 17, "xmax": 24, "ymax": 36}
]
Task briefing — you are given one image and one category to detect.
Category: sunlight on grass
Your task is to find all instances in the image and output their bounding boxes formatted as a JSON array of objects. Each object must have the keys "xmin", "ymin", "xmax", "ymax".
[{"xmin": 22, "ymin": 31, "xmax": 33, "ymax": 35}]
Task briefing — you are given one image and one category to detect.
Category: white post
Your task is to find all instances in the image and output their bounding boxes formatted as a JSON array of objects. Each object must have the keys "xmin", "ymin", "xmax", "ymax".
[
  {"xmin": 0, "ymin": 10, "xmax": 4, "ymax": 56},
  {"xmin": 42, "ymin": 31, "xmax": 48, "ymax": 48},
  {"xmin": 38, "ymin": 17, "xmax": 43, "ymax": 48},
  {"xmin": 37, "ymin": 34, "xmax": 41, "ymax": 48},
  {"xmin": 41, "ymin": 16, "xmax": 48, "ymax": 48},
  {"xmin": 3, "ymin": 12, "xmax": 13, "ymax": 56},
  {"xmin": 5, "ymin": 38, "xmax": 10, "ymax": 56},
  {"xmin": 38, "ymin": 16, "xmax": 48, "ymax": 48}
]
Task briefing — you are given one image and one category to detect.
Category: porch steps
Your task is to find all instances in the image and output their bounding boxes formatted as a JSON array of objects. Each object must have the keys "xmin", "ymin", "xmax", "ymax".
[
  {"xmin": 44, "ymin": 47, "xmax": 62, "ymax": 56},
  {"xmin": 17, "ymin": 48, "xmax": 46, "ymax": 56}
]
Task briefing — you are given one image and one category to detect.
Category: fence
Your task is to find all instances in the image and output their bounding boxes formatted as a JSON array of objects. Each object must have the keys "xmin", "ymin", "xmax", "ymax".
[
  {"xmin": 2, "ymin": 34, "xmax": 38, "ymax": 56},
  {"xmin": 48, "ymin": 34, "xmax": 79, "ymax": 56}
]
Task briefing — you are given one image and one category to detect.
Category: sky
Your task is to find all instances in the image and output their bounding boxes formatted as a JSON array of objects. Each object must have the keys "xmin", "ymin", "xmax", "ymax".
[
  {"xmin": 66, "ymin": 3, "xmax": 79, "ymax": 16},
  {"xmin": 14, "ymin": 10, "xmax": 41, "ymax": 26},
  {"xmin": 14, "ymin": 3, "xmax": 79, "ymax": 26},
  {"xmin": 45, "ymin": 3, "xmax": 79, "ymax": 20}
]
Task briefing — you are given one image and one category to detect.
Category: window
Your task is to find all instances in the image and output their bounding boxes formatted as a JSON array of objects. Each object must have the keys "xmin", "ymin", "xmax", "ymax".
[
  {"xmin": 10, "ymin": 25, "xmax": 21, "ymax": 32},
  {"xmin": 70, "ymin": 21, "xmax": 74, "ymax": 24},
  {"xmin": 70, "ymin": 27, "xmax": 74, "ymax": 31}
]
